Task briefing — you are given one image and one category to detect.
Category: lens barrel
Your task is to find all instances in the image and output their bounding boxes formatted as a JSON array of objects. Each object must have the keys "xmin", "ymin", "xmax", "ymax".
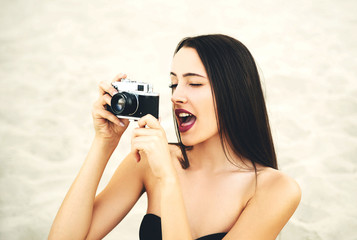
[{"xmin": 110, "ymin": 92, "xmax": 138, "ymax": 116}]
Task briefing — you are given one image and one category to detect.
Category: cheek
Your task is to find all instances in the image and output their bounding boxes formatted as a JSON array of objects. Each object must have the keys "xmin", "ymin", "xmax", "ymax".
[
  {"xmin": 197, "ymin": 92, "xmax": 217, "ymax": 126},
  {"xmin": 208, "ymin": 106, "xmax": 218, "ymax": 130}
]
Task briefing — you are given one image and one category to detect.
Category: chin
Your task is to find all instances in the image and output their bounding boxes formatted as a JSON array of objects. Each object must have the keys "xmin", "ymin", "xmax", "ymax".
[
  {"xmin": 180, "ymin": 129, "xmax": 220, "ymax": 147},
  {"xmin": 179, "ymin": 133, "xmax": 199, "ymax": 147},
  {"xmin": 180, "ymin": 136, "xmax": 194, "ymax": 147},
  {"xmin": 180, "ymin": 132, "xmax": 206, "ymax": 147}
]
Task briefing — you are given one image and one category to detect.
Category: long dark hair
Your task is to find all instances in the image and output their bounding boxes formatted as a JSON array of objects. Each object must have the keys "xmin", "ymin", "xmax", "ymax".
[{"xmin": 173, "ymin": 34, "xmax": 277, "ymax": 170}]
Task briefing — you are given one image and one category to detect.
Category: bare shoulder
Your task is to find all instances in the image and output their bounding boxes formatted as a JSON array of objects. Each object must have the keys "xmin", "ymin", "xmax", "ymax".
[
  {"xmin": 255, "ymin": 167, "xmax": 302, "ymax": 210},
  {"xmin": 226, "ymin": 167, "xmax": 302, "ymax": 239},
  {"xmin": 257, "ymin": 168, "xmax": 301, "ymax": 193}
]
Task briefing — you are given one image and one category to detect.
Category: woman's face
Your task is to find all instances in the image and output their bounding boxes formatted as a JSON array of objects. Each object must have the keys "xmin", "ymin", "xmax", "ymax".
[{"xmin": 170, "ymin": 47, "xmax": 218, "ymax": 146}]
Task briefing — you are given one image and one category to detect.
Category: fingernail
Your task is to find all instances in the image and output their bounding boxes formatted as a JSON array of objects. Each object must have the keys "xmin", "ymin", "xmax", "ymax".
[{"xmin": 120, "ymin": 122, "xmax": 125, "ymax": 127}]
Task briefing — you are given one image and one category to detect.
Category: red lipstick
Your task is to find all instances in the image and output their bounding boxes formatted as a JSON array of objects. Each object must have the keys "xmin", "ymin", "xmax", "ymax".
[{"xmin": 175, "ymin": 109, "xmax": 196, "ymax": 133}]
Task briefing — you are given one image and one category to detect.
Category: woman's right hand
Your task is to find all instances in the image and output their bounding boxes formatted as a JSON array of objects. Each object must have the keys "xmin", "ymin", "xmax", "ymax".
[{"xmin": 92, "ymin": 73, "xmax": 130, "ymax": 143}]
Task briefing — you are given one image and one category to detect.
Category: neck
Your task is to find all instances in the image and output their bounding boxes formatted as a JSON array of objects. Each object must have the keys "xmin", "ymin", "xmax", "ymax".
[
  {"xmin": 187, "ymin": 134, "xmax": 240, "ymax": 173},
  {"xmin": 185, "ymin": 134, "xmax": 256, "ymax": 173}
]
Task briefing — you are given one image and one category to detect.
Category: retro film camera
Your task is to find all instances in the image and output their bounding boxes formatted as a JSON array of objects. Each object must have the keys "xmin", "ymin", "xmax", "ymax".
[{"xmin": 108, "ymin": 79, "xmax": 159, "ymax": 120}]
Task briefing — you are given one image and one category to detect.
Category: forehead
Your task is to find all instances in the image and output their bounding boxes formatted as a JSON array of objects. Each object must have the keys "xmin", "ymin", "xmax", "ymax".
[{"xmin": 171, "ymin": 47, "xmax": 207, "ymax": 77}]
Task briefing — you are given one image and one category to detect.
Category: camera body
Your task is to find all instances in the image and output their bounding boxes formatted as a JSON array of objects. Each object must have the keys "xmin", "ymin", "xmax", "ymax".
[{"xmin": 108, "ymin": 79, "xmax": 159, "ymax": 120}]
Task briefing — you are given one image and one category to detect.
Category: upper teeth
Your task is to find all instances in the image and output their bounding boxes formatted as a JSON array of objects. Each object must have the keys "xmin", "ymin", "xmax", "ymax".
[{"xmin": 179, "ymin": 113, "xmax": 192, "ymax": 117}]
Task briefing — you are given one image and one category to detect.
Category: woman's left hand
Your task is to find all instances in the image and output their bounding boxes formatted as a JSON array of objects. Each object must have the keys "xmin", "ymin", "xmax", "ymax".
[{"xmin": 131, "ymin": 114, "xmax": 175, "ymax": 180}]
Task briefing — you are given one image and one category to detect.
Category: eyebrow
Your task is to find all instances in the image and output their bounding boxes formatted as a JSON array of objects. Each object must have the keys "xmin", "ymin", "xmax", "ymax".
[{"xmin": 170, "ymin": 72, "xmax": 206, "ymax": 78}]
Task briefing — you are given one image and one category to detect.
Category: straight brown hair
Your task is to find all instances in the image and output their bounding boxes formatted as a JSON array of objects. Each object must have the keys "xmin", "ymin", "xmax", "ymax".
[{"xmin": 172, "ymin": 34, "xmax": 277, "ymax": 170}]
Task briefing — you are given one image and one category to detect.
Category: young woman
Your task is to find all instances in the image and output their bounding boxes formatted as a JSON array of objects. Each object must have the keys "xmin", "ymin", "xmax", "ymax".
[{"xmin": 49, "ymin": 34, "xmax": 301, "ymax": 240}]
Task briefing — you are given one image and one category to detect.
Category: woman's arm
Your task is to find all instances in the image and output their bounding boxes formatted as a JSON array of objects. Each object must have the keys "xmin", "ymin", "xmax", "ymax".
[
  {"xmin": 160, "ymin": 175, "xmax": 193, "ymax": 240},
  {"xmin": 48, "ymin": 137, "xmax": 119, "ymax": 240},
  {"xmin": 49, "ymin": 140, "xmax": 146, "ymax": 240},
  {"xmin": 131, "ymin": 115, "xmax": 193, "ymax": 240},
  {"xmin": 49, "ymin": 74, "xmax": 137, "ymax": 239},
  {"xmin": 85, "ymin": 151, "xmax": 145, "ymax": 239}
]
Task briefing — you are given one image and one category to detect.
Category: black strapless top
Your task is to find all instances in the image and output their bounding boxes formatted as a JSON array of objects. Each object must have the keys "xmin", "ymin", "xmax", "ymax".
[{"xmin": 139, "ymin": 214, "xmax": 227, "ymax": 240}]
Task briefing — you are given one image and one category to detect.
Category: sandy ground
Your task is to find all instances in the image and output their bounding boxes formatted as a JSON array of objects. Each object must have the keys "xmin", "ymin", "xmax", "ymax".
[{"xmin": 0, "ymin": 0, "xmax": 356, "ymax": 239}]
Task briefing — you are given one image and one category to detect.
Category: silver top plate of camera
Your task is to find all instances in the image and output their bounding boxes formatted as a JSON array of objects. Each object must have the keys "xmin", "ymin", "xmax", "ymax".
[{"xmin": 112, "ymin": 78, "xmax": 158, "ymax": 96}]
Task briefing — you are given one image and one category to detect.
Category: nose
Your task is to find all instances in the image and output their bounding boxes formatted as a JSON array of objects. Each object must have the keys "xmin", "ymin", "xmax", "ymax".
[{"xmin": 171, "ymin": 85, "xmax": 187, "ymax": 104}]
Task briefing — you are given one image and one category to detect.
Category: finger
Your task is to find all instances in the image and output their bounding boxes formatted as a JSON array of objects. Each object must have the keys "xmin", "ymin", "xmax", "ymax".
[
  {"xmin": 138, "ymin": 114, "xmax": 161, "ymax": 129},
  {"xmin": 93, "ymin": 94, "xmax": 112, "ymax": 110},
  {"xmin": 94, "ymin": 108, "xmax": 120, "ymax": 125},
  {"xmin": 135, "ymin": 151, "xmax": 141, "ymax": 162},
  {"xmin": 100, "ymin": 93, "xmax": 112, "ymax": 106},
  {"xmin": 98, "ymin": 81, "xmax": 119, "ymax": 97},
  {"xmin": 95, "ymin": 99, "xmax": 129, "ymax": 127},
  {"xmin": 131, "ymin": 136, "xmax": 149, "ymax": 151},
  {"xmin": 94, "ymin": 108, "xmax": 123, "ymax": 126},
  {"xmin": 112, "ymin": 73, "xmax": 127, "ymax": 82},
  {"xmin": 132, "ymin": 127, "xmax": 163, "ymax": 138},
  {"xmin": 131, "ymin": 140, "xmax": 144, "ymax": 162},
  {"xmin": 120, "ymin": 118, "xmax": 130, "ymax": 127},
  {"xmin": 131, "ymin": 135, "xmax": 160, "ymax": 153}
]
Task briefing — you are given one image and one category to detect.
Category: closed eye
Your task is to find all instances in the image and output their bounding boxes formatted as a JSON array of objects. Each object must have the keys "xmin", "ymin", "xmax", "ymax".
[{"xmin": 169, "ymin": 83, "xmax": 202, "ymax": 88}]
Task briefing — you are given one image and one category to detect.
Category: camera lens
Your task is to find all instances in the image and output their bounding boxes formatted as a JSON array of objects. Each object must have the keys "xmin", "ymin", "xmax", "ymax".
[
  {"xmin": 115, "ymin": 98, "xmax": 125, "ymax": 112},
  {"xmin": 111, "ymin": 92, "xmax": 138, "ymax": 115}
]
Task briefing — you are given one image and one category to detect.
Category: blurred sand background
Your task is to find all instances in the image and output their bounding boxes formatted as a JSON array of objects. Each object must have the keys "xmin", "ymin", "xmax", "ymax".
[{"xmin": 0, "ymin": 0, "xmax": 356, "ymax": 239}]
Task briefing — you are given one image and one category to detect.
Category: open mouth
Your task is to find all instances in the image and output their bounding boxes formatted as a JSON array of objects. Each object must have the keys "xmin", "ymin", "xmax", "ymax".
[{"xmin": 175, "ymin": 109, "xmax": 196, "ymax": 132}]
